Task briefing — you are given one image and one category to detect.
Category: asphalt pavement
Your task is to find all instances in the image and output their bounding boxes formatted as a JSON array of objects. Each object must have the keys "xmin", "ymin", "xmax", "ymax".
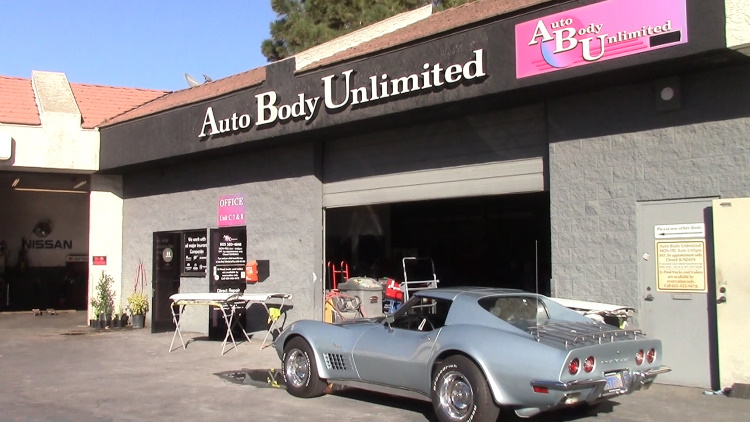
[{"xmin": 0, "ymin": 310, "xmax": 748, "ymax": 422}]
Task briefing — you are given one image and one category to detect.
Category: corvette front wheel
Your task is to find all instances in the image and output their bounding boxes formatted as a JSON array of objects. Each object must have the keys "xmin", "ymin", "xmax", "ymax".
[
  {"xmin": 282, "ymin": 337, "xmax": 327, "ymax": 398},
  {"xmin": 431, "ymin": 356, "xmax": 500, "ymax": 422}
]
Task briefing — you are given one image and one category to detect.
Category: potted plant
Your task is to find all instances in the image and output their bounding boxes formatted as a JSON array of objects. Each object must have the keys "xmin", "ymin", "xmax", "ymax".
[
  {"xmin": 119, "ymin": 307, "xmax": 129, "ymax": 327},
  {"xmin": 127, "ymin": 291, "xmax": 149, "ymax": 329},
  {"xmin": 127, "ymin": 259, "xmax": 149, "ymax": 329},
  {"xmin": 112, "ymin": 307, "xmax": 122, "ymax": 329},
  {"xmin": 89, "ymin": 297, "xmax": 102, "ymax": 329},
  {"xmin": 91, "ymin": 271, "xmax": 115, "ymax": 329}
]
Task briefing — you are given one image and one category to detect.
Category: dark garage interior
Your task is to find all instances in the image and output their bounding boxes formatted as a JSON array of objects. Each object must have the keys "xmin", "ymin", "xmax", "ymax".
[{"xmin": 325, "ymin": 192, "xmax": 551, "ymax": 295}]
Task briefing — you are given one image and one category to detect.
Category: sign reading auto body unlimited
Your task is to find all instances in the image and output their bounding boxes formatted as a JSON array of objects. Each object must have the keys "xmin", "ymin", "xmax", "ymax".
[
  {"xmin": 198, "ymin": 49, "xmax": 486, "ymax": 139},
  {"xmin": 515, "ymin": 0, "xmax": 688, "ymax": 78}
]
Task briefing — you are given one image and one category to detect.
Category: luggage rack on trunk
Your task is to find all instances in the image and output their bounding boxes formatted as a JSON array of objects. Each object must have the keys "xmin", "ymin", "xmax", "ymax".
[{"xmin": 528, "ymin": 322, "xmax": 643, "ymax": 349}]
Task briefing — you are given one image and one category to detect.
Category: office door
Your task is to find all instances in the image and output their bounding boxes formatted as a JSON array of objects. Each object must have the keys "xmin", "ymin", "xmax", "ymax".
[{"xmin": 152, "ymin": 231, "xmax": 181, "ymax": 333}]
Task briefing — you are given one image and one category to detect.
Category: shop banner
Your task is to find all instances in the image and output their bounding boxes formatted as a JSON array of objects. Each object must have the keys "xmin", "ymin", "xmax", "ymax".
[
  {"xmin": 210, "ymin": 226, "xmax": 247, "ymax": 290},
  {"xmin": 182, "ymin": 230, "xmax": 208, "ymax": 276},
  {"xmin": 515, "ymin": 0, "xmax": 688, "ymax": 78},
  {"xmin": 217, "ymin": 194, "xmax": 245, "ymax": 227}
]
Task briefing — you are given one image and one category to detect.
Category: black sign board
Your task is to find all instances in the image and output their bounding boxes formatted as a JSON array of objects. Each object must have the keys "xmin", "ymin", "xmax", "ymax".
[
  {"xmin": 181, "ymin": 230, "xmax": 208, "ymax": 276},
  {"xmin": 210, "ymin": 226, "xmax": 247, "ymax": 292}
]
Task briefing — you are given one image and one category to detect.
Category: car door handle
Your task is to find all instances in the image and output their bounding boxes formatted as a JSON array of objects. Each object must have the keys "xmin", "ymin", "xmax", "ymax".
[{"xmin": 644, "ymin": 294, "xmax": 654, "ymax": 301}]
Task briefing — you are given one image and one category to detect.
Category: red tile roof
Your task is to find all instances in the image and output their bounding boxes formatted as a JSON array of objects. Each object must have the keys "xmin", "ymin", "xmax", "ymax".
[
  {"xmin": 101, "ymin": 67, "xmax": 267, "ymax": 126},
  {"xmin": 0, "ymin": 75, "xmax": 41, "ymax": 126},
  {"xmin": 101, "ymin": 0, "xmax": 546, "ymax": 127},
  {"xmin": 70, "ymin": 83, "xmax": 167, "ymax": 129},
  {"xmin": 0, "ymin": 74, "xmax": 167, "ymax": 129}
]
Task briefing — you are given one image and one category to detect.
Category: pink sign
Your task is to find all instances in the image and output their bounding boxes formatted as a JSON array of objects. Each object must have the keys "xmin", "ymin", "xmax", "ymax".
[
  {"xmin": 218, "ymin": 194, "xmax": 245, "ymax": 227},
  {"xmin": 515, "ymin": 0, "xmax": 688, "ymax": 78}
]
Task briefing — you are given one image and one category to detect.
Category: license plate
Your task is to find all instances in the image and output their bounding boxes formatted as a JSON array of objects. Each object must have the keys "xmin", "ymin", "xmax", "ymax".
[{"xmin": 605, "ymin": 372, "xmax": 624, "ymax": 391}]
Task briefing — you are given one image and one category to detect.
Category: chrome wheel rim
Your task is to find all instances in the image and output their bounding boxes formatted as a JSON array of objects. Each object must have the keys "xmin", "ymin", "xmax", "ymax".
[
  {"xmin": 285, "ymin": 349, "xmax": 309, "ymax": 388},
  {"xmin": 438, "ymin": 371, "xmax": 474, "ymax": 419}
]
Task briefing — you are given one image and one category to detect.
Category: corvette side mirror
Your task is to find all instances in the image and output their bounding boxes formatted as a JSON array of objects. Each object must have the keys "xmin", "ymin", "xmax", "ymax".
[{"xmin": 385, "ymin": 314, "xmax": 395, "ymax": 332}]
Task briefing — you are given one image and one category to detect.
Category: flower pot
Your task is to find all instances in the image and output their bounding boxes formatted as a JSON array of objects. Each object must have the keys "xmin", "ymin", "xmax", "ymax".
[
  {"xmin": 89, "ymin": 319, "xmax": 97, "ymax": 329},
  {"xmin": 132, "ymin": 314, "xmax": 145, "ymax": 329},
  {"xmin": 112, "ymin": 316, "xmax": 122, "ymax": 328},
  {"xmin": 98, "ymin": 313, "xmax": 112, "ymax": 328}
]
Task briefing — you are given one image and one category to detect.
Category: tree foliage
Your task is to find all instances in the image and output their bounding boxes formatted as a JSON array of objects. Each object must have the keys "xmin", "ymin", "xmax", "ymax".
[{"xmin": 261, "ymin": 0, "xmax": 475, "ymax": 62}]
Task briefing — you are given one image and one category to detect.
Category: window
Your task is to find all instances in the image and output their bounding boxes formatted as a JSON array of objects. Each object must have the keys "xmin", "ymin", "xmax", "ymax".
[
  {"xmin": 390, "ymin": 296, "xmax": 451, "ymax": 332},
  {"xmin": 479, "ymin": 296, "xmax": 549, "ymax": 330}
]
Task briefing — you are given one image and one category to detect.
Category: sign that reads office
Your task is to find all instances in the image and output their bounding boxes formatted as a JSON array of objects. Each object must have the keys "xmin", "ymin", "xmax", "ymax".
[
  {"xmin": 218, "ymin": 194, "xmax": 245, "ymax": 227},
  {"xmin": 198, "ymin": 49, "xmax": 486, "ymax": 139}
]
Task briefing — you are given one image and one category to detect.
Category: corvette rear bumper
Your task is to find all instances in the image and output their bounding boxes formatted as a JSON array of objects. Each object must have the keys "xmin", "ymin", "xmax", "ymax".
[
  {"xmin": 516, "ymin": 366, "xmax": 671, "ymax": 418},
  {"xmin": 530, "ymin": 365, "xmax": 672, "ymax": 400}
]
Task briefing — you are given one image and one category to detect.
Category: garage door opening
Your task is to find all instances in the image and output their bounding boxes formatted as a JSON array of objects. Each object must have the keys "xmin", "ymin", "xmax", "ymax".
[
  {"xmin": 325, "ymin": 192, "xmax": 551, "ymax": 295},
  {"xmin": 0, "ymin": 172, "xmax": 91, "ymax": 311}
]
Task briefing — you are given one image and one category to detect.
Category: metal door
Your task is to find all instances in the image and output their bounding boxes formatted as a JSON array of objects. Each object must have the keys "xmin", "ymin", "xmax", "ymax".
[
  {"xmin": 712, "ymin": 198, "xmax": 750, "ymax": 388},
  {"xmin": 352, "ymin": 324, "xmax": 437, "ymax": 392},
  {"xmin": 638, "ymin": 199, "xmax": 714, "ymax": 387}
]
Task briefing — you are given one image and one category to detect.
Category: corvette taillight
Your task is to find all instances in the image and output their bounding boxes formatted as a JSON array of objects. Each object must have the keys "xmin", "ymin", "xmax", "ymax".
[
  {"xmin": 569, "ymin": 358, "xmax": 580, "ymax": 375},
  {"xmin": 635, "ymin": 349, "xmax": 645, "ymax": 365},
  {"xmin": 647, "ymin": 348, "xmax": 656, "ymax": 364},
  {"xmin": 584, "ymin": 356, "xmax": 595, "ymax": 373}
]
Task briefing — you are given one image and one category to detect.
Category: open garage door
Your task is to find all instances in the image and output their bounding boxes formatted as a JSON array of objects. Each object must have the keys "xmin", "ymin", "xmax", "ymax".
[
  {"xmin": 322, "ymin": 106, "xmax": 551, "ymax": 311},
  {"xmin": 0, "ymin": 171, "xmax": 91, "ymax": 311},
  {"xmin": 322, "ymin": 105, "xmax": 547, "ymax": 208},
  {"xmin": 325, "ymin": 193, "xmax": 551, "ymax": 295},
  {"xmin": 324, "ymin": 158, "xmax": 544, "ymax": 208}
]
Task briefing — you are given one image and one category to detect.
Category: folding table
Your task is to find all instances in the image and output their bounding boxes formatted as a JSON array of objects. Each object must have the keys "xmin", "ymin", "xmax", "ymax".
[
  {"xmin": 168, "ymin": 292, "xmax": 251, "ymax": 355},
  {"xmin": 236, "ymin": 292, "xmax": 293, "ymax": 349}
]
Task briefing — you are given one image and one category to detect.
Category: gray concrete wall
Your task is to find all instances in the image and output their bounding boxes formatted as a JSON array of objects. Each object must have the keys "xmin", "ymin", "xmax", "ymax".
[
  {"xmin": 548, "ymin": 64, "xmax": 750, "ymax": 307},
  {"xmin": 121, "ymin": 142, "xmax": 322, "ymax": 335}
]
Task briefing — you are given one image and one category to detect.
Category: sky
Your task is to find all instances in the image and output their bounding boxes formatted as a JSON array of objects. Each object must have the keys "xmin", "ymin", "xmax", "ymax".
[{"xmin": 0, "ymin": 1, "xmax": 278, "ymax": 91}]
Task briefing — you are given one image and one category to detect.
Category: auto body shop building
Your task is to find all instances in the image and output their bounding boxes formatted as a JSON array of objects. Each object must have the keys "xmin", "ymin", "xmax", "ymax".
[{"xmin": 96, "ymin": 0, "xmax": 749, "ymax": 391}]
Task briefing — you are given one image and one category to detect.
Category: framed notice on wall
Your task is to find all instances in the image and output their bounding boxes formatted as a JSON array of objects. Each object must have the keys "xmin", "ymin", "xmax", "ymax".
[
  {"xmin": 181, "ymin": 229, "xmax": 208, "ymax": 277},
  {"xmin": 655, "ymin": 240, "xmax": 707, "ymax": 293}
]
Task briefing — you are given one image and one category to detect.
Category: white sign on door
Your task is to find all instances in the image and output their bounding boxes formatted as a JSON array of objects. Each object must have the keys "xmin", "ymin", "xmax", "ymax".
[{"xmin": 654, "ymin": 223, "xmax": 705, "ymax": 239}]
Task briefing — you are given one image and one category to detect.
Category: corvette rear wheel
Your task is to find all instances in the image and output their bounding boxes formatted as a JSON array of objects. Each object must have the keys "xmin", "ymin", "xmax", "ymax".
[
  {"xmin": 432, "ymin": 356, "xmax": 500, "ymax": 422},
  {"xmin": 282, "ymin": 337, "xmax": 327, "ymax": 398}
]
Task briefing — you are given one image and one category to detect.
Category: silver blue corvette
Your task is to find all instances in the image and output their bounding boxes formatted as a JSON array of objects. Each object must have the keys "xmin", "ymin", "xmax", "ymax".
[{"xmin": 274, "ymin": 287, "xmax": 670, "ymax": 422}]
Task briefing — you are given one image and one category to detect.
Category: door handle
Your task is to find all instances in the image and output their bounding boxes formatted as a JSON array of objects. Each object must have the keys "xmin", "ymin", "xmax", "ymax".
[{"xmin": 644, "ymin": 294, "xmax": 654, "ymax": 301}]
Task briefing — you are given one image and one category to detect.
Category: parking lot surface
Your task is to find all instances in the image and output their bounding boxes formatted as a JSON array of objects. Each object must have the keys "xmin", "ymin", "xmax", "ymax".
[{"xmin": 1, "ymin": 311, "xmax": 748, "ymax": 422}]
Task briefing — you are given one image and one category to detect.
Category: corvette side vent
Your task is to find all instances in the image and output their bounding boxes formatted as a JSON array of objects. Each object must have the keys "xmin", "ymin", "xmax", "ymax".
[{"xmin": 324, "ymin": 353, "xmax": 349, "ymax": 371}]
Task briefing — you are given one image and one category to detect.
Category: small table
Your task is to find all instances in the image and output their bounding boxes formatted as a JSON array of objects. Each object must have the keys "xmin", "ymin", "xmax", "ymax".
[
  {"xmin": 236, "ymin": 293, "xmax": 293, "ymax": 349},
  {"xmin": 168, "ymin": 292, "xmax": 293, "ymax": 354},
  {"xmin": 168, "ymin": 292, "xmax": 251, "ymax": 355}
]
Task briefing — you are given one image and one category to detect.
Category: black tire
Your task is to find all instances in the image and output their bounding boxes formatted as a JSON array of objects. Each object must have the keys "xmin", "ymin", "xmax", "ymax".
[
  {"xmin": 281, "ymin": 337, "xmax": 327, "ymax": 398},
  {"xmin": 431, "ymin": 356, "xmax": 500, "ymax": 422}
]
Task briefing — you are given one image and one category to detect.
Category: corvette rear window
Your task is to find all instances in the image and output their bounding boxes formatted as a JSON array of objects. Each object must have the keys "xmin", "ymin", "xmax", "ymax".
[{"xmin": 479, "ymin": 296, "xmax": 549, "ymax": 328}]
